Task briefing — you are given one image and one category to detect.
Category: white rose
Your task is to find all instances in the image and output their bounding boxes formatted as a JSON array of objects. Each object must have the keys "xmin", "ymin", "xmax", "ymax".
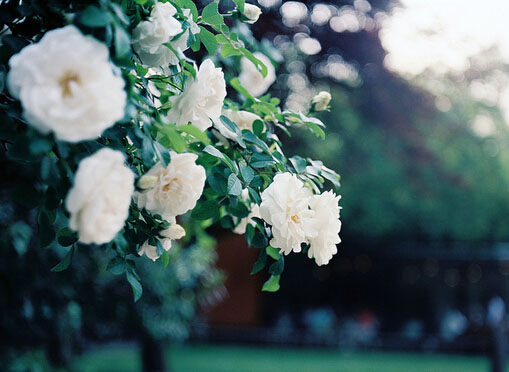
[
  {"xmin": 260, "ymin": 173, "xmax": 317, "ymax": 255},
  {"xmin": 213, "ymin": 108, "xmax": 262, "ymax": 141},
  {"xmin": 238, "ymin": 52, "xmax": 276, "ymax": 97},
  {"xmin": 307, "ymin": 191, "xmax": 342, "ymax": 266},
  {"xmin": 167, "ymin": 59, "xmax": 226, "ymax": 131},
  {"xmin": 138, "ymin": 219, "xmax": 186, "ymax": 261},
  {"xmin": 311, "ymin": 91, "xmax": 332, "ymax": 111},
  {"xmin": 243, "ymin": 4, "xmax": 262, "ymax": 24},
  {"xmin": 136, "ymin": 152, "xmax": 206, "ymax": 218},
  {"xmin": 7, "ymin": 25, "xmax": 126, "ymax": 143},
  {"xmin": 233, "ymin": 189, "xmax": 262, "ymax": 234},
  {"xmin": 133, "ymin": 3, "xmax": 199, "ymax": 67},
  {"xmin": 65, "ymin": 148, "xmax": 134, "ymax": 245}
]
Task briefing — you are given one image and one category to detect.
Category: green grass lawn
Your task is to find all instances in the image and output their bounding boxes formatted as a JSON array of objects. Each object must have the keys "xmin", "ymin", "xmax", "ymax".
[{"xmin": 73, "ymin": 343, "xmax": 492, "ymax": 372}]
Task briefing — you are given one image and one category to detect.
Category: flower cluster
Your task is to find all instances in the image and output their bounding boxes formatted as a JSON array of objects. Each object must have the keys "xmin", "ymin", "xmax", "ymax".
[
  {"xmin": 3, "ymin": 0, "xmax": 341, "ymax": 298},
  {"xmin": 260, "ymin": 173, "xmax": 341, "ymax": 266}
]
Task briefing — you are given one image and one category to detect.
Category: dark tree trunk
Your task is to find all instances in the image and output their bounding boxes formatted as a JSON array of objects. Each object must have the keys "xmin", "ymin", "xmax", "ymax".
[
  {"xmin": 491, "ymin": 326, "xmax": 505, "ymax": 372},
  {"xmin": 45, "ymin": 328, "xmax": 67, "ymax": 368},
  {"xmin": 140, "ymin": 332, "xmax": 167, "ymax": 372}
]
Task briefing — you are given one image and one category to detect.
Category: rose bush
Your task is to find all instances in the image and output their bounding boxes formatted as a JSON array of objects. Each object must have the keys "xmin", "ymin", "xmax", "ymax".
[{"xmin": 1, "ymin": 0, "xmax": 342, "ymax": 300}]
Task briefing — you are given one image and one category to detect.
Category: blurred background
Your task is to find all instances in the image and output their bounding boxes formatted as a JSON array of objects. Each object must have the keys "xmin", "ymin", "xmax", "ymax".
[{"xmin": 5, "ymin": 0, "xmax": 509, "ymax": 371}]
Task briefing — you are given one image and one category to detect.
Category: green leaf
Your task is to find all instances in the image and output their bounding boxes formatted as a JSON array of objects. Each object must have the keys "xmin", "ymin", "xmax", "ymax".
[
  {"xmin": 242, "ymin": 131, "xmax": 270, "ymax": 153},
  {"xmin": 220, "ymin": 215, "xmax": 235, "ymax": 229},
  {"xmin": 183, "ymin": 61, "xmax": 197, "ymax": 78},
  {"xmin": 177, "ymin": 0, "xmax": 198, "ymax": 20},
  {"xmin": 110, "ymin": 3, "xmax": 130, "ymax": 25},
  {"xmin": 113, "ymin": 23, "xmax": 131, "ymax": 57},
  {"xmin": 178, "ymin": 124, "xmax": 210, "ymax": 144},
  {"xmin": 126, "ymin": 270, "xmax": 143, "ymax": 302},
  {"xmin": 57, "ymin": 227, "xmax": 78, "ymax": 247},
  {"xmin": 230, "ymin": 77, "xmax": 256, "ymax": 101},
  {"xmin": 253, "ymin": 120, "xmax": 264, "ymax": 137},
  {"xmin": 251, "ymin": 231, "xmax": 268, "ymax": 249},
  {"xmin": 245, "ymin": 223, "xmax": 255, "ymax": 246},
  {"xmin": 155, "ymin": 239, "xmax": 164, "ymax": 256},
  {"xmin": 107, "ymin": 256, "xmax": 125, "ymax": 275},
  {"xmin": 201, "ymin": 2, "xmax": 224, "ymax": 27},
  {"xmin": 221, "ymin": 43, "xmax": 242, "ymax": 58},
  {"xmin": 250, "ymin": 153, "xmax": 275, "ymax": 168},
  {"xmin": 239, "ymin": 164, "xmax": 254, "ymax": 183},
  {"xmin": 29, "ymin": 138, "xmax": 52, "ymax": 155},
  {"xmin": 191, "ymin": 199, "xmax": 220, "ymax": 220},
  {"xmin": 165, "ymin": 126, "xmax": 187, "ymax": 152},
  {"xmin": 269, "ymin": 255, "xmax": 285, "ymax": 275},
  {"xmin": 79, "ymin": 6, "xmax": 113, "ymax": 27},
  {"xmin": 203, "ymin": 145, "xmax": 235, "ymax": 170},
  {"xmin": 154, "ymin": 141, "xmax": 171, "ymax": 167},
  {"xmin": 233, "ymin": 0, "xmax": 245, "ymax": 12},
  {"xmin": 251, "ymin": 247, "xmax": 267, "ymax": 275},
  {"xmin": 303, "ymin": 121, "xmax": 325, "ymax": 139},
  {"xmin": 262, "ymin": 275, "xmax": 280, "ymax": 292},
  {"xmin": 199, "ymin": 26, "xmax": 218, "ymax": 55},
  {"xmin": 247, "ymin": 186, "xmax": 261, "ymax": 204},
  {"xmin": 161, "ymin": 250, "xmax": 170, "ymax": 268},
  {"xmin": 207, "ymin": 171, "xmax": 227, "ymax": 195},
  {"xmin": 240, "ymin": 48, "xmax": 268, "ymax": 78},
  {"xmin": 51, "ymin": 246, "xmax": 75, "ymax": 273},
  {"xmin": 216, "ymin": 34, "xmax": 229, "ymax": 43},
  {"xmin": 290, "ymin": 155, "xmax": 307, "ymax": 173},
  {"xmin": 142, "ymin": 136, "xmax": 155, "ymax": 164},
  {"xmin": 266, "ymin": 246, "xmax": 280, "ymax": 260},
  {"xmin": 220, "ymin": 115, "xmax": 240, "ymax": 134},
  {"xmin": 227, "ymin": 173, "xmax": 243, "ymax": 196}
]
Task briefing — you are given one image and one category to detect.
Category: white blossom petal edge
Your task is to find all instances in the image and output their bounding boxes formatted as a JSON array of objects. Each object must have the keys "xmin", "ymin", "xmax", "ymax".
[
  {"xmin": 7, "ymin": 25, "xmax": 126, "ymax": 142},
  {"xmin": 259, "ymin": 173, "xmax": 317, "ymax": 255},
  {"xmin": 136, "ymin": 152, "xmax": 206, "ymax": 218},
  {"xmin": 238, "ymin": 52, "xmax": 276, "ymax": 97},
  {"xmin": 308, "ymin": 191, "xmax": 342, "ymax": 266},
  {"xmin": 167, "ymin": 59, "xmax": 226, "ymax": 130},
  {"xmin": 65, "ymin": 148, "xmax": 135, "ymax": 245}
]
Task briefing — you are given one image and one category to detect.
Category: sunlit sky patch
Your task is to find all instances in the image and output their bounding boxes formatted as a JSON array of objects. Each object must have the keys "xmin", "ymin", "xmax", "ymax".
[{"xmin": 380, "ymin": 0, "xmax": 509, "ymax": 76}]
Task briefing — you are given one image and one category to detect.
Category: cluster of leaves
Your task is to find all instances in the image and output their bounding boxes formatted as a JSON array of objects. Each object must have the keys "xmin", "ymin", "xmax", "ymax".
[{"xmin": 0, "ymin": 0, "xmax": 340, "ymax": 301}]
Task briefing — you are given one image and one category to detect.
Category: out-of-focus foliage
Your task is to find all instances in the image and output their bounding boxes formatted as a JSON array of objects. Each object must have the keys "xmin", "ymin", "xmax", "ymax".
[
  {"xmin": 250, "ymin": 0, "xmax": 509, "ymax": 243},
  {"xmin": 303, "ymin": 87, "xmax": 509, "ymax": 242}
]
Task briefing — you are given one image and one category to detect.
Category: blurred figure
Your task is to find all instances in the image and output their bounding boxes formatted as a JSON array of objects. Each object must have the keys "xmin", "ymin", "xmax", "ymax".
[
  {"xmin": 440, "ymin": 309, "xmax": 467, "ymax": 341},
  {"xmin": 487, "ymin": 296, "xmax": 506, "ymax": 372}
]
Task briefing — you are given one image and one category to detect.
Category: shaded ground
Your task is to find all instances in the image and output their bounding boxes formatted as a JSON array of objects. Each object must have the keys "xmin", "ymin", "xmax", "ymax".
[{"xmin": 73, "ymin": 343, "xmax": 494, "ymax": 372}]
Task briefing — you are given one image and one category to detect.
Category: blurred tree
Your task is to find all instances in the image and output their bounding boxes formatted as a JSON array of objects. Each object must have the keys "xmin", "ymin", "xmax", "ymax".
[{"xmin": 248, "ymin": 0, "xmax": 509, "ymax": 244}]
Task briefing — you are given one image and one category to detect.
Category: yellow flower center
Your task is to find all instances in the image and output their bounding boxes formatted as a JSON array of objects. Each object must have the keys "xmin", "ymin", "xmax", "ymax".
[
  {"xmin": 59, "ymin": 71, "xmax": 80, "ymax": 97},
  {"xmin": 291, "ymin": 214, "xmax": 300, "ymax": 224}
]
